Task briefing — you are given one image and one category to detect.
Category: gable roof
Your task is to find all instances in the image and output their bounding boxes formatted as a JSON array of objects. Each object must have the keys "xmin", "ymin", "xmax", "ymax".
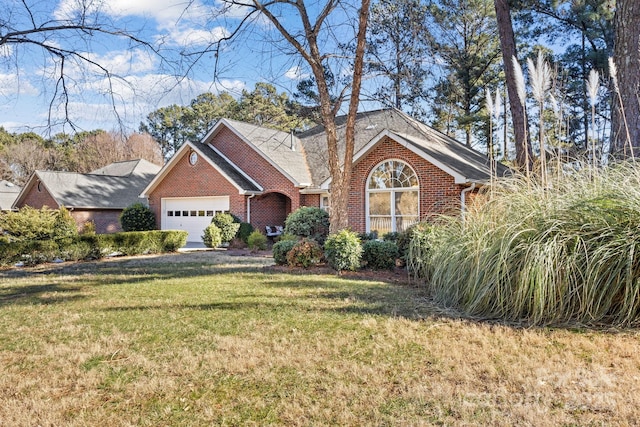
[
  {"xmin": 90, "ymin": 159, "xmax": 161, "ymax": 177},
  {"xmin": 298, "ymin": 108, "xmax": 509, "ymax": 187},
  {"xmin": 13, "ymin": 160, "xmax": 161, "ymax": 210},
  {"xmin": 0, "ymin": 180, "xmax": 21, "ymax": 210},
  {"xmin": 203, "ymin": 119, "xmax": 312, "ymax": 187},
  {"xmin": 140, "ymin": 141, "xmax": 262, "ymax": 197}
]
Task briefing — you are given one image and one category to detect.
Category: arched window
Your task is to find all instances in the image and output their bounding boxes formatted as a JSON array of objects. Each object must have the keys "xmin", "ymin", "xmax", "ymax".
[{"xmin": 367, "ymin": 160, "xmax": 419, "ymax": 235}]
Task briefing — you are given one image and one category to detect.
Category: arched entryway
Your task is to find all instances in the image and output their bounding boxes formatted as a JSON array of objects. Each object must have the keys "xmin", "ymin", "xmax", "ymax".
[{"xmin": 250, "ymin": 192, "xmax": 292, "ymax": 233}]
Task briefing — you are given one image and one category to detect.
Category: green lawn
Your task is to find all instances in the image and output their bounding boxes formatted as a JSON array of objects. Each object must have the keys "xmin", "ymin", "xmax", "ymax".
[{"xmin": 1, "ymin": 252, "xmax": 639, "ymax": 426}]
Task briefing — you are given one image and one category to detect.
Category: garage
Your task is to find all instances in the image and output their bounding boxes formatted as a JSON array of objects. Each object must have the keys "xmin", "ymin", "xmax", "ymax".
[{"xmin": 162, "ymin": 197, "xmax": 230, "ymax": 242}]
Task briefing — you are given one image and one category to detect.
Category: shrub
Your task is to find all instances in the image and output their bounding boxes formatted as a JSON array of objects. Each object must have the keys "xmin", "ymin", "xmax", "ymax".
[
  {"xmin": 358, "ymin": 231, "xmax": 378, "ymax": 242},
  {"xmin": 237, "ymin": 222, "xmax": 254, "ymax": 243},
  {"xmin": 0, "ymin": 206, "xmax": 56, "ymax": 241},
  {"xmin": 324, "ymin": 229, "xmax": 362, "ymax": 272},
  {"xmin": 202, "ymin": 223, "xmax": 222, "ymax": 248},
  {"xmin": 211, "ymin": 213, "xmax": 241, "ymax": 243},
  {"xmin": 247, "ymin": 230, "xmax": 267, "ymax": 251},
  {"xmin": 284, "ymin": 206, "xmax": 330, "ymax": 244},
  {"xmin": 81, "ymin": 221, "xmax": 96, "ymax": 235},
  {"xmin": 52, "ymin": 206, "xmax": 78, "ymax": 245},
  {"xmin": 286, "ymin": 238, "xmax": 323, "ymax": 268},
  {"xmin": 362, "ymin": 240, "xmax": 399, "ymax": 270},
  {"xmin": 272, "ymin": 240, "xmax": 296, "ymax": 265},
  {"xmin": 277, "ymin": 233, "xmax": 298, "ymax": 242},
  {"xmin": 120, "ymin": 203, "xmax": 156, "ymax": 232},
  {"xmin": 397, "ymin": 223, "xmax": 432, "ymax": 264}
]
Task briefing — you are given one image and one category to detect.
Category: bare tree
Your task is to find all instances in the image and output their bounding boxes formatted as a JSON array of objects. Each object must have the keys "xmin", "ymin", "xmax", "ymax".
[
  {"xmin": 0, "ymin": 1, "xmax": 168, "ymax": 131},
  {"xmin": 192, "ymin": 1, "xmax": 371, "ymax": 233}
]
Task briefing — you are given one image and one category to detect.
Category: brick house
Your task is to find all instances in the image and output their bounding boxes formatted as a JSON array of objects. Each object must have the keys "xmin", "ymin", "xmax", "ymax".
[
  {"xmin": 142, "ymin": 109, "xmax": 509, "ymax": 243},
  {"xmin": 13, "ymin": 159, "xmax": 161, "ymax": 233}
]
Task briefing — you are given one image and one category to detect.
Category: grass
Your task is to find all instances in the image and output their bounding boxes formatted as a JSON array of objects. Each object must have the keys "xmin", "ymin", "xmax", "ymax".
[{"xmin": 1, "ymin": 252, "xmax": 640, "ymax": 426}]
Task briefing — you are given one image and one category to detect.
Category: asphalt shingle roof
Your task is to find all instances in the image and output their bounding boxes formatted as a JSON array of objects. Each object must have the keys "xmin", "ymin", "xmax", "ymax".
[
  {"xmin": 196, "ymin": 142, "xmax": 262, "ymax": 193},
  {"xmin": 297, "ymin": 108, "xmax": 509, "ymax": 186},
  {"xmin": 0, "ymin": 180, "xmax": 21, "ymax": 210},
  {"xmin": 220, "ymin": 119, "xmax": 313, "ymax": 186},
  {"xmin": 20, "ymin": 160, "xmax": 161, "ymax": 209}
]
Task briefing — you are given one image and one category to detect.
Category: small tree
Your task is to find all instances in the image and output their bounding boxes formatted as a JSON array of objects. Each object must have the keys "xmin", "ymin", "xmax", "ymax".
[{"xmin": 120, "ymin": 203, "xmax": 156, "ymax": 232}]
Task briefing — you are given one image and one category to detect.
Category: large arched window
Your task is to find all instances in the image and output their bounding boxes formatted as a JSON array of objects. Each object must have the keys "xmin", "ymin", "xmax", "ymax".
[{"xmin": 367, "ymin": 160, "xmax": 419, "ymax": 235}]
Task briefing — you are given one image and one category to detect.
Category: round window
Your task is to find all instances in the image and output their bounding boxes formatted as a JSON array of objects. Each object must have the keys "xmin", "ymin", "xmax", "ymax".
[{"xmin": 189, "ymin": 152, "xmax": 198, "ymax": 165}]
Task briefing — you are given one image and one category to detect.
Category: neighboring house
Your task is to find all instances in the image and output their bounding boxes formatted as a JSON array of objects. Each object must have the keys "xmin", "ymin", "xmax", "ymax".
[
  {"xmin": 142, "ymin": 108, "xmax": 509, "ymax": 243},
  {"xmin": 13, "ymin": 159, "xmax": 161, "ymax": 233},
  {"xmin": 0, "ymin": 181, "xmax": 21, "ymax": 211}
]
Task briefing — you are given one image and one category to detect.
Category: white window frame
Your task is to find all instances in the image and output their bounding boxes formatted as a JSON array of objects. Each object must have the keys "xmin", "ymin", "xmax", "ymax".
[{"xmin": 365, "ymin": 159, "xmax": 419, "ymax": 234}]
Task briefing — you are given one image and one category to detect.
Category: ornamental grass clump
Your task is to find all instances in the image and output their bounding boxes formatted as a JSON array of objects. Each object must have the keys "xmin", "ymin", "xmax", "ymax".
[{"xmin": 408, "ymin": 163, "xmax": 640, "ymax": 327}]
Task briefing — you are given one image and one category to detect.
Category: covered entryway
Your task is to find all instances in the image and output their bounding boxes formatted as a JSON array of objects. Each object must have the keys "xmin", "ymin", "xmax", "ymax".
[{"xmin": 162, "ymin": 196, "xmax": 230, "ymax": 242}]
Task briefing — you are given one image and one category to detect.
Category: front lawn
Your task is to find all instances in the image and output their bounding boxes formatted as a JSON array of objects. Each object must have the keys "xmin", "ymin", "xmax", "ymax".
[{"xmin": 1, "ymin": 252, "xmax": 639, "ymax": 426}]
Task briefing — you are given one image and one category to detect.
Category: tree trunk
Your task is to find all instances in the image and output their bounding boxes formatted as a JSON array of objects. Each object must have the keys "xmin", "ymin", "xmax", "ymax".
[
  {"xmin": 493, "ymin": 0, "xmax": 531, "ymax": 168},
  {"xmin": 611, "ymin": 0, "xmax": 640, "ymax": 158}
]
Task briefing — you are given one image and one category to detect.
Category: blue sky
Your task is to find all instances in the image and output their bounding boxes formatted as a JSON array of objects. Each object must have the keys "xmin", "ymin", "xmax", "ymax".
[{"xmin": 0, "ymin": 0, "xmax": 324, "ymax": 135}]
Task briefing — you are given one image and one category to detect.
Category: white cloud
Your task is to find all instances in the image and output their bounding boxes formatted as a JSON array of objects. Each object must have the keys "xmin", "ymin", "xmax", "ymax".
[
  {"xmin": 0, "ymin": 73, "xmax": 39, "ymax": 97},
  {"xmin": 284, "ymin": 66, "xmax": 309, "ymax": 81},
  {"xmin": 162, "ymin": 26, "xmax": 230, "ymax": 47}
]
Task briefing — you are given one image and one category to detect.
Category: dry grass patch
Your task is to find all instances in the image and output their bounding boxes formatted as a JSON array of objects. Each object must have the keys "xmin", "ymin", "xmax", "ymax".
[{"xmin": 1, "ymin": 251, "xmax": 639, "ymax": 426}]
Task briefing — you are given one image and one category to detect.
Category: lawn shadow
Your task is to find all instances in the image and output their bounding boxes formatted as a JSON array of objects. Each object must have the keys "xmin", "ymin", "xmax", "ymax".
[{"xmin": 0, "ymin": 282, "xmax": 88, "ymax": 306}]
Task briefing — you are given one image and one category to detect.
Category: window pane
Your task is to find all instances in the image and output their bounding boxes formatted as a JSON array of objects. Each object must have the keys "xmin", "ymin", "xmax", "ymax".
[
  {"xmin": 370, "ymin": 216, "xmax": 392, "ymax": 236},
  {"xmin": 396, "ymin": 216, "xmax": 419, "ymax": 232},
  {"xmin": 175, "ymin": 211, "xmax": 181, "ymax": 217},
  {"xmin": 182, "ymin": 211, "xmax": 189, "ymax": 217},
  {"xmin": 395, "ymin": 191, "xmax": 418, "ymax": 216},
  {"xmin": 369, "ymin": 192, "xmax": 391, "ymax": 215},
  {"xmin": 198, "ymin": 210, "xmax": 205, "ymax": 216},
  {"xmin": 167, "ymin": 211, "xmax": 174, "ymax": 217},
  {"xmin": 206, "ymin": 210, "xmax": 213, "ymax": 216}
]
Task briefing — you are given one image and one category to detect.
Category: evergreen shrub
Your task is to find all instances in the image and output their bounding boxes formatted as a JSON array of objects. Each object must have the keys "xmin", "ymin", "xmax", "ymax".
[
  {"xmin": 284, "ymin": 207, "xmax": 330, "ymax": 244},
  {"xmin": 272, "ymin": 240, "xmax": 296, "ymax": 265},
  {"xmin": 286, "ymin": 238, "xmax": 323, "ymax": 268},
  {"xmin": 324, "ymin": 229, "xmax": 362, "ymax": 272},
  {"xmin": 120, "ymin": 203, "xmax": 156, "ymax": 231}
]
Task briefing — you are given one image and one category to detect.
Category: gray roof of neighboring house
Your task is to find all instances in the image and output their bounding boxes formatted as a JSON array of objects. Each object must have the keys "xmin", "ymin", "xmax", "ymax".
[
  {"xmin": 217, "ymin": 119, "xmax": 313, "ymax": 186},
  {"xmin": 297, "ymin": 108, "xmax": 510, "ymax": 186},
  {"xmin": 15, "ymin": 160, "xmax": 161, "ymax": 210},
  {"xmin": 0, "ymin": 180, "xmax": 21, "ymax": 210},
  {"xmin": 196, "ymin": 142, "xmax": 262, "ymax": 193},
  {"xmin": 90, "ymin": 159, "xmax": 161, "ymax": 177}
]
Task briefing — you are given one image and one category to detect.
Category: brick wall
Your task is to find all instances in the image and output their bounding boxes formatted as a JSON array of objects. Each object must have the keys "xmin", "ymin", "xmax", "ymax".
[
  {"xmin": 209, "ymin": 127, "xmax": 302, "ymax": 213},
  {"xmin": 148, "ymin": 149, "xmax": 247, "ymax": 227},
  {"xmin": 18, "ymin": 182, "xmax": 59, "ymax": 210},
  {"xmin": 250, "ymin": 192, "xmax": 291, "ymax": 233},
  {"xmin": 72, "ymin": 210, "xmax": 122, "ymax": 234},
  {"xmin": 348, "ymin": 136, "xmax": 466, "ymax": 233}
]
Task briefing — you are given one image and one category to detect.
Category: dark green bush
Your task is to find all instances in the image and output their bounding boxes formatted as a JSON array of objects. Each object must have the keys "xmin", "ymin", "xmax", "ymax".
[
  {"xmin": 324, "ymin": 229, "xmax": 362, "ymax": 272},
  {"xmin": 358, "ymin": 231, "xmax": 378, "ymax": 242},
  {"xmin": 284, "ymin": 206, "xmax": 330, "ymax": 244},
  {"xmin": 362, "ymin": 240, "xmax": 399, "ymax": 270},
  {"xmin": 286, "ymin": 238, "xmax": 323, "ymax": 268},
  {"xmin": 212, "ymin": 213, "xmax": 241, "ymax": 243},
  {"xmin": 247, "ymin": 230, "xmax": 267, "ymax": 251},
  {"xmin": 398, "ymin": 223, "xmax": 431, "ymax": 264},
  {"xmin": 272, "ymin": 240, "xmax": 296, "ymax": 265},
  {"xmin": 120, "ymin": 203, "xmax": 156, "ymax": 232},
  {"xmin": 202, "ymin": 223, "xmax": 222, "ymax": 248},
  {"xmin": 237, "ymin": 222, "xmax": 254, "ymax": 243}
]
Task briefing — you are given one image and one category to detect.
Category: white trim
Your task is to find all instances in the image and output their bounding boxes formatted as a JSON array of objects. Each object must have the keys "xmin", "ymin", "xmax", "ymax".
[
  {"xmin": 320, "ymin": 129, "xmax": 470, "ymax": 188},
  {"xmin": 365, "ymin": 159, "xmax": 420, "ymax": 234},
  {"xmin": 140, "ymin": 141, "xmax": 262, "ymax": 197},
  {"xmin": 203, "ymin": 118, "xmax": 303, "ymax": 187}
]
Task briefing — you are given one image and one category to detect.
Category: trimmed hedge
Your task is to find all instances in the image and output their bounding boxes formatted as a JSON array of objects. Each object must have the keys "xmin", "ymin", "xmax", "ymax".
[
  {"xmin": 284, "ymin": 206, "xmax": 330, "ymax": 244},
  {"xmin": 362, "ymin": 240, "xmax": 399, "ymax": 270},
  {"xmin": 120, "ymin": 203, "xmax": 156, "ymax": 232},
  {"xmin": 0, "ymin": 230, "xmax": 188, "ymax": 267}
]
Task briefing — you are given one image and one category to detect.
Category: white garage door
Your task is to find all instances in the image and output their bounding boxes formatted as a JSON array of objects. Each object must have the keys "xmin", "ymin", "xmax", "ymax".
[{"xmin": 162, "ymin": 197, "xmax": 230, "ymax": 242}]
